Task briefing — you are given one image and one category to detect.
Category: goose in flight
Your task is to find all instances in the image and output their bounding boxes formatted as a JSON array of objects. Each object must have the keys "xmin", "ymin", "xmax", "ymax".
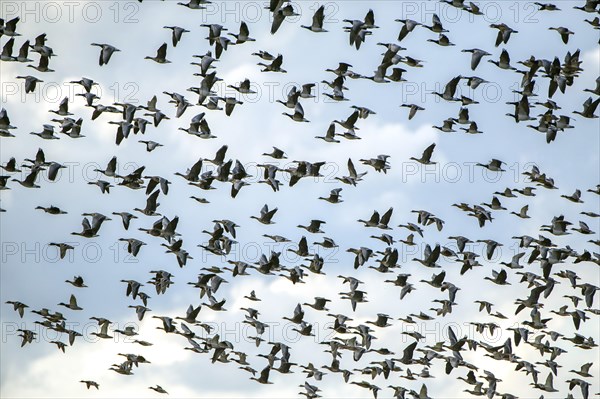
[
  {"xmin": 1, "ymin": 17, "xmax": 20, "ymax": 37},
  {"xmin": 49, "ymin": 243, "xmax": 75, "ymax": 259},
  {"xmin": 324, "ymin": 86, "xmax": 350, "ymax": 101},
  {"xmin": 145, "ymin": 43, "xmax": 171, "ymax": 63},
  {"xmin": 481, "ymin": 196, "xmax": 507, "ymax": 211},
  {"xmin": 191, "ymin": 51, "xmax": 218, "ymax": 76},
  {"xmin": 400, "ymin": 104, "xmax": 425, "ymax": 120},
  {"xmin": 358, "ymin": 208, "xmax": 393, "ymax": 229},
  {"xmin": 334, "ymin": 158, "xmax": 367, "ymax": 186},
  {"xmin": 277, "ymin": 87, "xmax": 300, "ymax": 108},
  {"xmin": 303, "ymin": 297, "xmax": 331, "ymax": 311},
  {"xmin": 251, "ymin": 50, "xmax": 275, "ymax": 61},
  {"xmin": 72, "ymin": 214, "xmax": 111, "ymax": 237},
  {"xmin": 164, "ymin": 26, "xmax": 189, "ymax": 47},
  {"xmin": 177, "ymin": 0, "xmax": 209, "ymax": 9},
  {"xmin": 119, "ymin": 238, "xmax": 147, "ymax": 257},
  {"xmin": 58, "ymin": 294, "xmax": 83, "ymax": 311},
  {"xmin": 410, "ymin": 143, "xmax": 436, "ymax": 165},
  {"xmin": 399, "ymin": 222, "xmax": 425, "ymax": 238},
  {"xmin": 16, "ymin": 75, "xmax": 43, "ymax": 93},
  {"xmin": 319, "ymin": 188, "xmax": 343, "ymax": 204},
  {"xmin": 69, "ymin": 77, "xmax": 98, "ymax": 93},
  {"xmin": 561, "ymin": 189, "xmax": 584, "ymax": 203},
  {"xmin": 400, "ymin": 56, "xmax": 425, "ymax": 68},
  {"xmin": 205, "ymin": 145, "xmax": 228, "ymax": 166},
  {"xmin": 16, "ymin": 329, "xmax": 37, "ymax": 347},
  {"xmin": 91, "ymin": 43, "xmax": 120, "ymax": 65},
  {"xmin": 283, "ymin": 102, "xmax": 309, "ymax": 122},
  {"xmin": 213, "ymin": 36, "xmax": 234, "ymax": 59},
  {"xmin": 109, "ymin": 362, "xmax": 133, "ymax": 375},
  {"xmin": 490, "ymin": 23, "xmax": 519, "ymax": 46},
  {"xmin": 149, "ymin": 385, "xmax": 168, "ymax": 394},
  {"xmin": 0, "ymin": 108, "xmax": 16, "ymax": 135},
  {"xmin": 112, "ymin": 212, "xmax": 138, "ymax": 230},
  {"xmin": 35, "ymin": 205, "xmax": 67, "ymax": 214},
  {"xmin": 462, "ymin": 48, "xmax": 491, "ymax": 70},
  {"xmin": 314, "ymin": 237, "xmax": 338, "ymax": 249},
  {"xmin": 114, "ymin": 326, "xmax": 138, "ymax": 337},
  {"xmin": 243, "ymin": 290, "xmax": 261, "ymax": 302},
  {"xmin": 262, "ymin": 147, "xmax": 287, "ymax": 159},
  {"xmin": 315, "ymin": 123, "xmax": 339, "ymax": 143},
  {"xmin": 424, "ymin": 13, "xmax": 448, "ymax": 33},
  {"xmin": 271, "ymin": 5, "xmax": 300, "ymax": 35},
  {"xmin": 46, "ymin": 338, "xmax": 64, "ymax": 349},
  {"xmin": 30, "ymin": 124, "xmax": 59, "ymax": 140},
  {"xmin": 548, "ymin": 26, "xmax": 574, "ymax": 43},
  {"xmin": 572, "ymin": 221, "xmax": 594, "ymax": 235},
  {"xmin": 27, "ymin": 55, "xmax": 54, "ymax": 72},
  {"xmin": 359, "ymin": 8, "xmax": 379, "ymax": 29},
  {"xmin": 201, "ymin": 23, "xmax": 227, "ymax": 45},
  {"xmin": 175, "ymin": 304, "xmax": 202, "ymax": 324},
  {"xmin": 258, "ymin": 54, "xmax": 286, "ymax": 73},
  {"xmin": 427, "ymin": 33, "xmax": 455, "ymax": 46},
  {"xmin": 298, "ymin": 219, "xmax": 326, "ymax": 234},
  {"xmin": 5, "ymin": 301, "xmax": 28, "ymax": 318},
  {"xmin": 476, "ymin": 159, "xmax": 505, "ymax": 172},
  {"xmin": 488, "ymin": 48, "xmax": 516, "ymax": 70},
  {"xmin": 432, "ymin": 76, "xmax": 462, "ymax": 102},
  {"xmin": 514, "ymin": 187, "xmax": 536, "ymax": 196},
  {"xmin": 222, "ymin": 97, "xmax": 243, "ymax": 116},
  {"xmin": 29, "ymin": 33, "xmax": 54, "ymax": 57},
  {"xmin": 339, "ymin": 289, "xmax": 368, "ymax": 311},
  {"xmin": 570, "ymin": 362, "xmax": 594, "ymax": 378},
  {"xmin": 0, "ymin": 157, "xmax": 20, "ymax": 173},
  {"xmin": 506, "ymin": 96, "xmax": 534, "ymax": 122},
  {"xmin": 145, "ymin": 176, "xmax": 171, "ymax": 195},
  {"xmin": 229, "ymin": 21, "xmax": 255, "ymax": 43},
  {"xmin": 133, "ymin": 190, "xmax": 161, "ymax": 216},
  {"xmin": 326, "ymin": 62, "xmax": 354, "ymax": 76},
  {"xmin": 511, "ymin": 205, "xmax": 531, "ymax": 219},
  {"xmin": 139, "ymin": 140, "xmax": 163, "ymax": 152},
  {"xmin": 336, "ymin": 130, "xmax": 361, "ymax": 140},
  {"xmin": 88, "ymin": 180, "xmax": 113, "ymax": 194},
  {"xmin": 251, "ymin": 204, "xmax": 278, "ymax": 224},
  {"xmin": 412, "ymin": 244, "xmax": 440, "ymax": 268},
  {"xmin": 80, "ymin": 380, "xmax": 99, "ymax": 390},
  {"xmin": 351, "ymin": 105, "xmax": 375, "ymax": 119},
  {"xmin": 66, "ymin": 276, "xmax": 87, "ymax": 288},
  {"xmin": 574, "ymin": 97, "xmax": 599, "ymax": 118},
  {"xmin": 532, "ymin": 372, "xmax": 558, "ymax": 392},
  {"xmin": 228, "ymin": 79, "xmax": 256, "ymax": 94},
  {"xmin": 202, "ymin": 295, "xmax": 227, "ymax": 311},
  {"xmin": 584, "ymin": 76, "xmax": 600, "ymax": 96},
  {"xmin": 12, "ymin": 168, "xmax": 41, "ymax": 188},
  {"xmin": 460, "ymin": 121, "xmax": 483, "ymax": 134},
  {"xmin": 343, "ymin": 18, "xmax": 373, "ymax": 50},
  {"xmin": 395, "ymin": 19, "xmax": 421, "ymax": 42},
  {"xmin": 302, "ymin": 6, "xmax": 328, "ymax": 32},
  {"xmin": 535, "ymin": 2, "xmax": 561, "ymax": 10},
  {"xmin": 250, "ymin": 366, "xmax": 273, "ymax": 384},
  {"xmin": 0, "ymin": 176, "xmax": 9, "ymax": 190},
  {"xmin": 359, "ymin": 155, "xmax": 390, "ymax": 173}
]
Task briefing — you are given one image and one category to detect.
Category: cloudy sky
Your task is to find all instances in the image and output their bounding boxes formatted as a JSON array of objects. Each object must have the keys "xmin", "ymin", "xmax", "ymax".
[{"xmin": 0, "ymin": 1, "xmax": 599, "ymax": 398}]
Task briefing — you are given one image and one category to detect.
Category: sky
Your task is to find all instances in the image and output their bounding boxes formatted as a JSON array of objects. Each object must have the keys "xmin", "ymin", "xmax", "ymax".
[{"xmin": 0, "ymin": 0, "xmax": 599, "ymax": 398}]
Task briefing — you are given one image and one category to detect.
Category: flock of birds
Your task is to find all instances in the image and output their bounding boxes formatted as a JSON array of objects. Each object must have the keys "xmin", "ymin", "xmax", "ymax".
[{"xmin": 1, "ymin": 0, "xmax": 600, "ymax": 398}]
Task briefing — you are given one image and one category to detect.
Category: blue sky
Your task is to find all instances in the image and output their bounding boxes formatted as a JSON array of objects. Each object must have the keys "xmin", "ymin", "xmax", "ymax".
[{"xmin": 0, "ymin": 1, "xmax": 599, "ymax": 398}]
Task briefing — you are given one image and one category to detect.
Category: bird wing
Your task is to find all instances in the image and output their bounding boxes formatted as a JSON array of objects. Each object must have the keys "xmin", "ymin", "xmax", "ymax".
[
  {"xmin": 157, "ymin": 43, "xmax": 168, "ymax": 59},
  {"xmin": 313, "ymin": 6, "xmax": 325, "ymax": 28},
  {"xmin": 422, "ymin": 143, "xmax": 436, "ymax": 162}
]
